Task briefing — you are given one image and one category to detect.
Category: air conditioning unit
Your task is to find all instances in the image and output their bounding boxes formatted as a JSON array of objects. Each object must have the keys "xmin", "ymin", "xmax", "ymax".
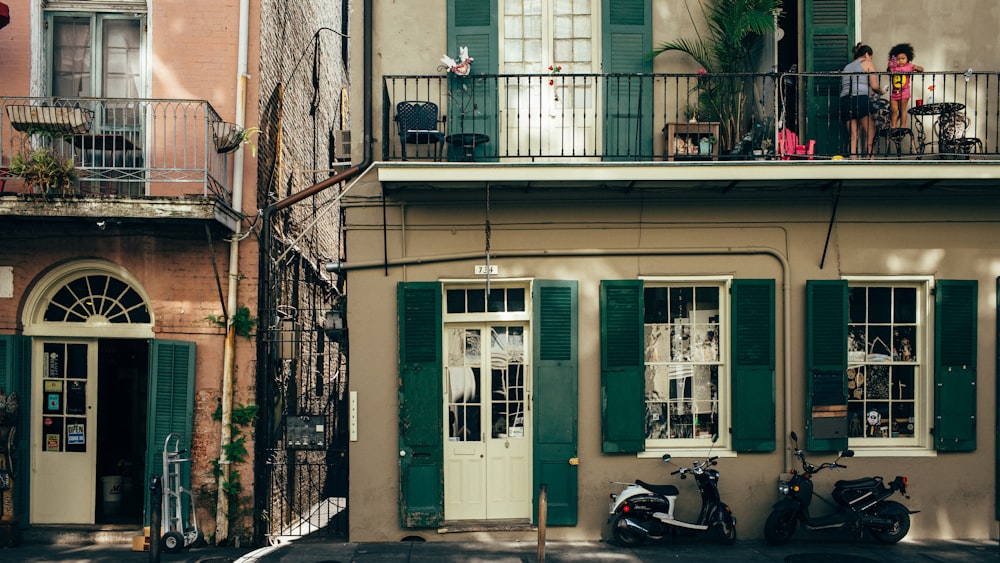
[{"xmin": 333, "ymin": 129, "xmax": 351, "ymax": 161}]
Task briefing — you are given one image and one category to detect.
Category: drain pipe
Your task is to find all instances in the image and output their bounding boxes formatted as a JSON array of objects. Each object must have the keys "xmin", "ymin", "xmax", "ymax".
[{"xmin": 216, "ymin": 0, "xmax": 251, "ymax": 544}]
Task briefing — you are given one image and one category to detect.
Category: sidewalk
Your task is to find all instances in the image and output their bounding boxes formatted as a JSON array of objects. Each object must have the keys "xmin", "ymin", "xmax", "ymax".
[{"xmin": 1, "ymin": 536, "xmax": 996, "ymax": 562}]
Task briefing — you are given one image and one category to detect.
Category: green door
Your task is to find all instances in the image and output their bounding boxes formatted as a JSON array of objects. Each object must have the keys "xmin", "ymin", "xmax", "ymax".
[
  {"xmin": 602, "ymin": 0, "xmax": 653, "ymax": 160},
  {"xmin": 532, "ymin": 280, "xmax": 578, "ymax": 526},
  {"xmin": 144, "ymin": 339, "xmax": 195, "ymax": 525},
  {"xmin": 397, "ymin": 283, "xmax": 444, "ymax": 527},
  {"xmin": 804, "ymin": 0, "xmax": 855, "ymax": 154}
]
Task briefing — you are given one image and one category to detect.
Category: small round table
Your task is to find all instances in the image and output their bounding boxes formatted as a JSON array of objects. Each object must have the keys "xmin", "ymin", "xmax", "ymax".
[{"xmin": 908, "ymin": 102, "xmax": 966, "ymax": 155}]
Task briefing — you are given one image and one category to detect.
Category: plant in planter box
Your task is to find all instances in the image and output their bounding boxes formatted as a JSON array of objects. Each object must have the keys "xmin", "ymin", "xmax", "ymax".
[
  {"xmin": 9, "ymin": 147, "xmax": 78, "ymax": 199},
  {"xmin": 652, "ymin": 0, "xmax": 781, "ymax": 153}
]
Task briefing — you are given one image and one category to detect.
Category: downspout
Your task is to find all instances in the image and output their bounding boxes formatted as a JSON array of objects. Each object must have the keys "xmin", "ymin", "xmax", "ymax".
[
  {"xmin": 253, "ymin": 0, "xmax": 373, "ymax": 542},
  {"xmin": 216, "ymin": 0, "xmax": 250, "ymax": 544}
]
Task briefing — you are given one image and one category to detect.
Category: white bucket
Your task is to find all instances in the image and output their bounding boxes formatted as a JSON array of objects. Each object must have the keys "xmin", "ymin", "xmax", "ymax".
[{"xmin": 101, "ymin": 476, "xmax": 122, "ymax": 516}]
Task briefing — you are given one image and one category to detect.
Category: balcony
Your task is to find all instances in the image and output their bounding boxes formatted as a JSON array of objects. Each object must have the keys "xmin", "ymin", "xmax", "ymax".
[
  {"xmin": 0, "ymin": 97, "xmax": 242, "ymax": 230},
  {"xmin": 382, "ymin": 71, "xmax": 1000, "ymax": 163}
]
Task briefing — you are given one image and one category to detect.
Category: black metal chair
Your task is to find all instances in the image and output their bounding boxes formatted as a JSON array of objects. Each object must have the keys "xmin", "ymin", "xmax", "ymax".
[
  {"xmin": 872, "ymin": 98, "xmax": 915, "ymax": 157},
  {"xmin": 936, "ymin": 110, "xmax": 983, "ymax": 156},
  {"xmin": 395, "ymin": 101, "xmax": 445, "ymax": 161}
]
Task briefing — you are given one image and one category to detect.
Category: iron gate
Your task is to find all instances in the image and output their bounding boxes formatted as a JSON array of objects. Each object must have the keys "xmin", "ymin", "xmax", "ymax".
[{"xmin": 256, "ymin": 236, "xmax": 349, "ymax": 543}]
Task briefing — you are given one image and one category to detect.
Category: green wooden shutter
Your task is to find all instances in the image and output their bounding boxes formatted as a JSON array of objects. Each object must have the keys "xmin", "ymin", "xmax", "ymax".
[
  {"xmin": 934, "ymin": 280, "xmax": 977, "ymax": 451},
  {"xmin": 731, "ymin": 279, "xmax": 776, "ymax": 452},
  {"xmin": 397, "ymin": 282, "xmax": 444, "ymax": 527},
  {"xmin": 447, "ymin": 0, "xmax": 498, "ymax": 161},
  {"xmin": 601, "ymin": 0, "xmax": 653, "ymax": 160},
  {"xmin": 145, "ymin": 339, "xmax": 195, "ymax": 525},
  {"xmin": 600, "ymin": 280, "xmax": 645, "ymax": 453},
  {"xmin": 532, "ymin": 280, "xmax": 578, "ymax": 526},
  {"xmin": 805, "ymin": 280, "xmax": 848, "ymax": 451},
  {"xmin": 0, "ymin": 335, "xmax": 31, "ymax": 525},
  {"xmin": 804, "ymin": 0, "xmax": 855, "ymax": 154}
]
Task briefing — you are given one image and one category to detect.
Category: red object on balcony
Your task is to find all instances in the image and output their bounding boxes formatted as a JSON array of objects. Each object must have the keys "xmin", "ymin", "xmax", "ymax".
[{"xmin": 0, "ymin": 3, "xmax": 9, "ymax": 30}]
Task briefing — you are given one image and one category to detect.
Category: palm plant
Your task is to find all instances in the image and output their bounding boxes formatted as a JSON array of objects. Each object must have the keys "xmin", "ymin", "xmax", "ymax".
[{"xmin": 652, "ymin": 0, "xmax": 781, "ymax": 153}]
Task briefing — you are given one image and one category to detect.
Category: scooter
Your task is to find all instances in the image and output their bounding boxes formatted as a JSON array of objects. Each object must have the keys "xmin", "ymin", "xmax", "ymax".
[
  {"xmin": 763, "ymin": 431, "xmax": 917, "ymax": 545},
  {"xmin": 608, "ymin": 434, "xmax": 736, "ymax": 546}
]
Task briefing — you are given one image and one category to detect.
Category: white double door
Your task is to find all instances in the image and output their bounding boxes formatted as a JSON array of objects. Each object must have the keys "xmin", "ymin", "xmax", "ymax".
[{"xmin": 444, "ymin": 324, "xmax": 532, "ymax": 521}]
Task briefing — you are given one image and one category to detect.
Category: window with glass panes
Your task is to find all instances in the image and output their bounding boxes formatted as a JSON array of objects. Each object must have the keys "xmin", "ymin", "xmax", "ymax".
[
  {"xmin": 846, "ymin": 284, "xmax": 922, "ymax": 444},
  {"xmin": 643, "ymin": 282, "xmax": 726, "ymax": 444}
]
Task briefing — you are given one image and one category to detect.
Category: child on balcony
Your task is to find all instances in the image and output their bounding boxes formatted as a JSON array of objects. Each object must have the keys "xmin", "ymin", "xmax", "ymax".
[{"xmin": 887, "ymin": 43, "xmax": 924, "ymax": 128}]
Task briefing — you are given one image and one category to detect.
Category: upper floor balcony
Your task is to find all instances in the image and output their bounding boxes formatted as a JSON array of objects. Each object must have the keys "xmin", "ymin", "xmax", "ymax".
[
  {"xmin": 381, "ymin": 71, "xmax": 1000, "ymax": 166},
  {"xmin": 0, "ymin": 97, "xmax": 243, "ymax": 231}
]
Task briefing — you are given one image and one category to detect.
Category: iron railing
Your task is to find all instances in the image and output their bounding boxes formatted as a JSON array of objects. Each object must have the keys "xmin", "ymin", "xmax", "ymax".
[
  {"xmin": 1, "ymin": 97, "xmax": 238, "ymax": 204},
  {"xmin": 382, "ymin": 71, "xmax": 1000, "ymax": 162}
]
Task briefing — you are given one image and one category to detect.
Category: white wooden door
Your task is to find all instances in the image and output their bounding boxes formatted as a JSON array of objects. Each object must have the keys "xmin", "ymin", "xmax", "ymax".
[
  {"xmin": 500, "ymin": 0, "xmax": 599, "ymax": 159},
  {"xmin": 444, "ymin": 325, "xmax": 531, "ymax": 520},
  {"xmin": 31, "ymin": 340, "xmax": 98, "ymax": 523}
]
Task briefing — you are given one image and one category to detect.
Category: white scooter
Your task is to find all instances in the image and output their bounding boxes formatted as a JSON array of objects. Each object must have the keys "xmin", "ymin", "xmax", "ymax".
[{"xmin": 608, "ymin": 434, "xmax": 736, "ymax": 546}]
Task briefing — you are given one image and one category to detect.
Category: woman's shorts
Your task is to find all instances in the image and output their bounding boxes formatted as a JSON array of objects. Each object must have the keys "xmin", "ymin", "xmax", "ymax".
[{"xmin": 840, "ymin": 95, "xmax": 873, "ymax": 121}]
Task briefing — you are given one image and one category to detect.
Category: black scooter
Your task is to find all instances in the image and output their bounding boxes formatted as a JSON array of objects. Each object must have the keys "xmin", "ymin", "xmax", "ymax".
[{"xmin": 764, "ymin": 431, "xmax": 917, "ymax": 545}]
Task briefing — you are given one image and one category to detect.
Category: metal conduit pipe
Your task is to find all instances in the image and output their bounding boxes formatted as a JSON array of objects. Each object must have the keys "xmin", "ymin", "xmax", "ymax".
[{"xmin": 327, "ymin": 245, "xmax": 794, "ymax": 468}]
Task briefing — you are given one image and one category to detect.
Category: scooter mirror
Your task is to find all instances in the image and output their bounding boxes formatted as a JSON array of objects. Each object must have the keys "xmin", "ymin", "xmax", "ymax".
[
  {"xmin": 842, "ymin": 450, "xmax": 855, "ymax": 458},
  {"xmin": 790, "ymin": 431, "xmax": 798, "ymax": 442},
  {"xmin": 661, "ymin": 454, "xmax": 672, "ymax": 463},
  {"xmin": 711, "ymin": 434, "xmax": 719, "ymax": 443}
]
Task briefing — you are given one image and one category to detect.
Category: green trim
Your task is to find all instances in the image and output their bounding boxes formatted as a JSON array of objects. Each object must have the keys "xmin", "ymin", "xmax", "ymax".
[
  {"xmin": 803, "ymin": 0, "xmax": 855, "ymax": 153},
  {"xmin": 731, "ymin": 279, "xmax": 776, "ymax": 452},
  {"xmin": 600, "ymin": 280, "xmax": 645, "ymax": 453},
  {"xmin": 805, "ymin": 280, "xmax": 848, "ymax": 451},
  {"xmin": 934, "ymin": 280, "xmax": 977, "ymax": 451},
  {"xmin": 532, "ymin": 280, "xmax": 578, "ymax": 526},
  {"xmin": 397, "ymin": 282, "xmax": 444, "ymax": 527},
  {"xmin": 145, "ymin": 339, "xmax": 195, "ymax": 526}
]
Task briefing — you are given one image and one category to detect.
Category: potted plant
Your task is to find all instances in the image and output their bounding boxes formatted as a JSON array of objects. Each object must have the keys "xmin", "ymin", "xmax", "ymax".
[
  {"xmin": 699, "ymin": 135, "xmax": 718, "ymax": 155},
  {"xmin": 9, "ymin": 147, "xmax": 78, "ymax": 198},
  {"xmin": 652, "ymin": 0, "xmax": 781, "ymax": 154}
]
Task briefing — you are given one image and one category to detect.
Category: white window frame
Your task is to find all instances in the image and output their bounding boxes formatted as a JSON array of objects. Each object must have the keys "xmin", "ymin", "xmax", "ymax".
[
  {"xmin": 639, "ymin": 276, "xmax": 732, "ymax": 453},
  {"xmin": 843, "ymin": 276, "xmax": 934, "ymax": 454}
]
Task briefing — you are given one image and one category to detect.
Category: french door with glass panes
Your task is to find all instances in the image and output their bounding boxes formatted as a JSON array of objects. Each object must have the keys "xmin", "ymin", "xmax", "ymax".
[
  {"xmin": 501, "ymin": 0, "xmax": 599, "ymax": 158},
  {"xmin": 32, "ymin": 340, "xmax": 98, "ymax": 523},
  {"xmin": 444, "ymin": 324, "xmax": 531, "ymax": 520}
]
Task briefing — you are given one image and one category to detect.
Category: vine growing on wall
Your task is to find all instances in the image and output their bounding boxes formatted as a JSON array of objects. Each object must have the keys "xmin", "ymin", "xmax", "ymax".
[
  {"xmin": 207, "ymin": 305, "xmax": 258, "ymax": 338},
  {"xmin": 210, "ymin": 400, "xmax": 259, "ymax": 543}
]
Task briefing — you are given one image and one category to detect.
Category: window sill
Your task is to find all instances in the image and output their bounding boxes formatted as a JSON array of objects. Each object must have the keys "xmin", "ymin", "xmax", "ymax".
[
  {"xmin": 847, "ymin": 447, "xmax": 936, "ymax": 458},
  {"xmin": 638, "ymin": 448, "xmax": 738, "ymax": 459}
]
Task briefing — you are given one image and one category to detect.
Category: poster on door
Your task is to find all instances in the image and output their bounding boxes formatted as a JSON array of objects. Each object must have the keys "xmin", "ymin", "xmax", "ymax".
[
  {"xmin": 66, "ymin": 419, "xmax": 86, "ymax": 452},
  {"xmin": 43, "ymin": 416, "xmax": 63, "ymax": 452}
]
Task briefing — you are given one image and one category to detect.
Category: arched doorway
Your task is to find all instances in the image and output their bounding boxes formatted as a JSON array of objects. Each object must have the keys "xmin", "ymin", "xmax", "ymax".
[{"xmin": 23, "ymin": 260, "xmax": 154, "ymax": 524}]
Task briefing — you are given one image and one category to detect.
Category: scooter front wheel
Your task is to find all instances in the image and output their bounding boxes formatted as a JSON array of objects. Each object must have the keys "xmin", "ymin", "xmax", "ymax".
[
  {"xmin": 610, "ymin": 511, "xmax": 647, "ymax": 547},
  {"xmin": 716, "ymin": 512, "xmax": 737, "ymax": 545},
  {"xmin": 763, "ymin": 508, "xmax": 797, "ymax": 545}
]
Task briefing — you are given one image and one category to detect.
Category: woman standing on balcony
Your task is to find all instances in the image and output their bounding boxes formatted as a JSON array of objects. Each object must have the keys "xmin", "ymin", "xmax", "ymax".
[{"xmin": 839, "ymin": 43, "xmax": 881, "ymax": 158}]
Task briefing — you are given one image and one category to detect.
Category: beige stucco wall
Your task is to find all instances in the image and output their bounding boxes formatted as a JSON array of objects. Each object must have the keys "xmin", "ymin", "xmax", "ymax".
[
  {"xmin": 347, "ymin": 0, "xmax": 1000, "ymax": 544},
  {"xmin": 342, "ymin": 172, "xmax": 999, "ymax": 541}
]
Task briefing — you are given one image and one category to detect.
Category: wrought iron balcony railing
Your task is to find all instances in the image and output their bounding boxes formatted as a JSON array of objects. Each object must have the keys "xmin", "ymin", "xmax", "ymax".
[
  {"xmin": 1, "ymin": 97, "xmax": 239, "ymax": 204},
  {"xmin": 382, "ymin": 71, "xmax": 1000, "ymax": 162}
]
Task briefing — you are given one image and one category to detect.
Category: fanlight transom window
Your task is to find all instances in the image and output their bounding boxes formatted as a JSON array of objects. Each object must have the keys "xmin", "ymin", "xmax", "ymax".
[{"xmin": 43, "ymin": 274, "xmax": 150, "ymax": 324}]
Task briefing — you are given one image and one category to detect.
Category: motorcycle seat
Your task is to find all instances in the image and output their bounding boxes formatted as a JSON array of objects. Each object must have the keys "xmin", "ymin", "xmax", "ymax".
[
  {"xmin": 835, "ymin": 476, "xmax": 881, "ymax": 490},
  {"xmin": 635, "ymin": 479, "xmax": 679, "ymax": 497}
]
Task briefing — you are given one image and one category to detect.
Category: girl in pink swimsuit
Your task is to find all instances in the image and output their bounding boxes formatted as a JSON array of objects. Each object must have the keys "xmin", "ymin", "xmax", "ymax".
[{"xmin": 887, "ymin": 43, "xmax": 925, "ymax": 128}]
